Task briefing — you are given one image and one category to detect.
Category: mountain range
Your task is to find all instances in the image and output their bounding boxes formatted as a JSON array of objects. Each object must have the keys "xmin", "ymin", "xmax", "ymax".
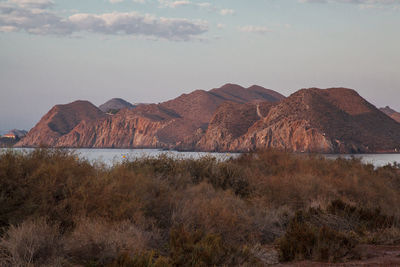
[{"xmin": 16, "ymin": 84, "xmax": 400, "ymax": 153}]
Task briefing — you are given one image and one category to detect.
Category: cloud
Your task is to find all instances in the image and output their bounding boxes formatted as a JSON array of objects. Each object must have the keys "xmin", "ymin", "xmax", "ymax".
[
  {"xmin": 158, "ymin": 0, "xmax": 211, "ymax": 9},
  {"xmin": 219, "ymin": 8, "xmax": 235, "ymax": 15},
  {"xmin": 158, "ymin": 0, "xmax": 191, "ymax": 8},
  {"xmin": 8, "ymin": 0, "xmax": 53, "ymax": 8},
  {"xmin": 109, "ymin": 0, "xmax": 124, "ymax": 3},
  {"xmin": 157, "ymin": 0, "xmax": 235, "ymax": 17},
  {"xmin": 299, "ymin": 0, "xmax": 400, "ymax": 4},
  {"xmin": 0, "ymin": 1, "xmax": 209, "ymax": 40},
  {"xmin": 238, "ymin": 25, "xmax": 271, "ymax": 34},
  {"xmin": 299, "ymin": 0, "xmax": 400, "ymax": 10}
]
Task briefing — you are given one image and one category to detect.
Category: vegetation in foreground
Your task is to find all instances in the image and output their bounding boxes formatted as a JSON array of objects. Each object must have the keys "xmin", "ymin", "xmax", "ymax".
[{"xmin": 0, "ymin": 149, "xmax": 400, "ymax": 266}]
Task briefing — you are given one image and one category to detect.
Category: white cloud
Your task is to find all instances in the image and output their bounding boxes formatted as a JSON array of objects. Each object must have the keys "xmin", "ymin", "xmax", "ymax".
[
  {"xmin": 158, "ymin": 0, "xmax": 191, "ymax": 8},
  {"xmin": 109, "ymin": 0, "xmax": 124, "ymax": 3},
  {"xmin": 299, "ymin": 0, "xmax": 400, "ymax": 4},
  {"xmin": 220, "ymin": 8, "xmax": 235, "ymax": 15},
  {"xmin": 8, "ymin": 0, "xmax": 53, "ymax": 8},
  {"xmin": 299, "ymin": 0, "xmax": 400, "ymax": 10},
  {"xmin": 0, "ymin": 1, "xmax": 209, "ymax": 40},
  {"xmin": 238, "ymin": 25, "xmax": 271, "ymax": 34},
  {"xmin": 158, "ymin": 0, "xmax": 211, "ymax": 9}
]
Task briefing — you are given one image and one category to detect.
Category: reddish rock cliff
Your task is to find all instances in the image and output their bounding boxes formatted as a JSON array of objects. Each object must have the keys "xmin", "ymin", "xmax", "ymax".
[
  {"xmin": 16, "ymin": 101, "xmax": 106, "ymax": 147},
  {"xmin": 199, "ymin": 88, "xmax": 400, "ymax": 153},
  {"xmin": 17, "ymin": 84, "xmax": 282, "ymax": 149}
]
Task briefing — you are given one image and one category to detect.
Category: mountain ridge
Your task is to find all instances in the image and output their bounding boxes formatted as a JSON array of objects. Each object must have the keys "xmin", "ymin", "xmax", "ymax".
[{"xmin": 16, "ymin": 85, "xmax": 400, "ymax": 153}]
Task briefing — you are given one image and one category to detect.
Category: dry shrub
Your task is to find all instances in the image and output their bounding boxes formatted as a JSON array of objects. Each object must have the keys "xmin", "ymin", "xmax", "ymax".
[
  {"xmin": 0, "ymin": 148, "xmax": 98, "ymax": 230},
  {"xmin": 65, "ymin": 218, "xmax": 157, "ymax": 265},
  {"xmin": 0, "ymin": 218, "xmax": 63, "ymax": 267},
  {"xmin": 2, "ymin": 148, "xmax": 400, "ymax": 265},
  {"xmin": 168, "ymin": 226, "xmax": 261, "ymax": 267},
  {"xmin": 111, "ymin": 251, "xmax": 170, "ymax": 267},
  {"xmin": 172, "ymin": 183, "xmax": 257, "ymax": 245},
  {"xmin": 365, "ymin": 227, "xmax": 400, "ymax": 245},
  {"xmin": 168, "ymin": 227, "xmax": 229, "ymax": 266},
  {"xmin": 240, "ymin": 150, "xmax": 400, "ymax": 216},
  {"xmin": 327, "ymin": 199, "xmax": 396, "ymax": 231},
  {"xmin": 98, "ymin": 165, "xmax": 173, "ymax": 229},
  {"xmin": 277, "ymin": 211, "xmax": 357, "ymax": 262},
  {"xmin": 124, "ymin": 155, "xmax": 250, "ymax": 197}
]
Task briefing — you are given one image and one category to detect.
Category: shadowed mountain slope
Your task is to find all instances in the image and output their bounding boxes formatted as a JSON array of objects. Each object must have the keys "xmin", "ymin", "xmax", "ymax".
[
  {"xmin": 99, "ymin": 98, "xmax": 136, "ymax": 113},
  {"xmin": 17, "ymin": 101, "xmax": 106, "ymax": 147},
  {"xmin": 380, "ymin": 106, "xmax": 400, "ymax": 123}
]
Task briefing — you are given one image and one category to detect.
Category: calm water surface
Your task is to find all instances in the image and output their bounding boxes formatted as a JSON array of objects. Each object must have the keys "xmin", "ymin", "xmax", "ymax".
[
  {"xmin": 3, "ymin": 148, "xmax": 240, "ymax": 167},
  {"xmin": 2, "ymin": 148, "xmax": 400, "ymax": 168},
  {"xmin": 324, "ymin": 154, "xmax": 400, "ymax": 168}
]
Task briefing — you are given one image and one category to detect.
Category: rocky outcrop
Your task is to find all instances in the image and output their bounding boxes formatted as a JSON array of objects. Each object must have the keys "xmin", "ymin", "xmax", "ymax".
[
  {"xmin": 196, "ymin": 102, "xmax": 274, "ymax": 151},
  {"xmin": 380, "ymin": 106, "xmax": 400, "ymax": 123},
  {"xmin": 56, "ymin": 105, "xmax": 178, "ymax": 148},
  {"xmin": 198, "ymin": 88, "xmax": 400, "ymax": 153},
  {"xmin": 17, "ymin": 101, "xmax": 106, "ymax": 147}
]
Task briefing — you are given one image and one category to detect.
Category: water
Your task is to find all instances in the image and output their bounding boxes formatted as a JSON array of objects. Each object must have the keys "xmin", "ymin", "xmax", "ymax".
[
  {"xmin": 324, "ymin": 154, "xmax": 400, "ymax": 168},
  {"xmin": 2, "ymin": 148, "xmax": 400, "ymax": 168},
  {"xmin": 2, "ymin": 148, "xmax": 240, "ymax": 167}
]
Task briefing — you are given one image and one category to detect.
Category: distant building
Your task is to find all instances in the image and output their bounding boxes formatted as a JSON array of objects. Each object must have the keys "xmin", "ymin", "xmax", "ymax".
[{"xmin": 3, "ymin": 133, "xmax": 16, "ymax": 139}]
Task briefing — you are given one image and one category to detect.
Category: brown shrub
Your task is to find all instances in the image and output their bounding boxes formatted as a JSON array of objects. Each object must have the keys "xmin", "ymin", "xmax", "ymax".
[
  {"xmin": 277, "ymin": 211, "xmax": 357, "ymax": 262},
  {"xmin": 0, "ymin": 148, "xmax": 98, "ymax": 230},
  {"xmin": 65, "ymin": 218, "xmax": 157, "ymax": 266},
  {"xmin": 172, "ymin": 183, "xmax": 259, "ymax": 245},
  {"xmin": 240, "ymin": 150, "xmax": 400, "ymax": 216},
  {"xmin": 0, "ymin": 218, "xmax": 63, "ymax": 267},
  {"xmin": 1, "ymin": 148, "xmax": 400, "ymax": 265}
]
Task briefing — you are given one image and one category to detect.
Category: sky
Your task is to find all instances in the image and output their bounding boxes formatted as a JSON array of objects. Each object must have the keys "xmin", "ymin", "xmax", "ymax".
[{"xmin": 0, "ymin": 0, "xmax": 400, "ymax": 131}]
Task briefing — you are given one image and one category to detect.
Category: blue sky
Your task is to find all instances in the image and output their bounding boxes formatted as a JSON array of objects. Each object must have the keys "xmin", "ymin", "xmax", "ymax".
[{"xmin": 1, "ymin": 0, "xmax": 400, "ymax": 130}]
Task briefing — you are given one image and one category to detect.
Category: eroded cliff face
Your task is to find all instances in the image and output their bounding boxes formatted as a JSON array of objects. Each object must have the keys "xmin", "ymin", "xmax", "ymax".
[
  {"xmin": 57, "ymin": 115, "xmax": 168, "ymax": 148},
  {"xmin": 197, "ymin": 102, "xmax": 268, "ymax": 151},
  {"xmin": 56, "ymin": 105, "xmax": 179, "ymax": 148},
  {"xmin": 232, "ymin": 120, "xmax": 334, "ymax": 153},
  {"xmin": 196, "ymin": 88, "xmax": 400, "ymax": 153}
]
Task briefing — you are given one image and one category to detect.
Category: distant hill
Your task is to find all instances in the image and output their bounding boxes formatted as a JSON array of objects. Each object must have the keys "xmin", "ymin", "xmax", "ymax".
[
  {"xmin": 0, "ymin": 129, "xmax": 27, "ymax": 148},
  {"xmin": 6, "ymin": 129, "xmax": 27, "ymax": 138},
  {"xmin": 229, "ymin": 88, "xmax": 400, "ymax": 153},
  {"xmin": 16, "ymin": 85, "xmax": 400, "ymax": 153},
  {"xmin": 99, "ymin": 98, "xmax": 135, "ymax": 113},
  {"xmin": 380, "ymin": 106, "xmax": 400, "ymax": 123},
  {"xmin": 17, "ymin": 101, "xmax": 106, "ymax": 147},
  {"xmin": 17, "ymin": 84, "xmax": 283, "ymax": 149}
]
